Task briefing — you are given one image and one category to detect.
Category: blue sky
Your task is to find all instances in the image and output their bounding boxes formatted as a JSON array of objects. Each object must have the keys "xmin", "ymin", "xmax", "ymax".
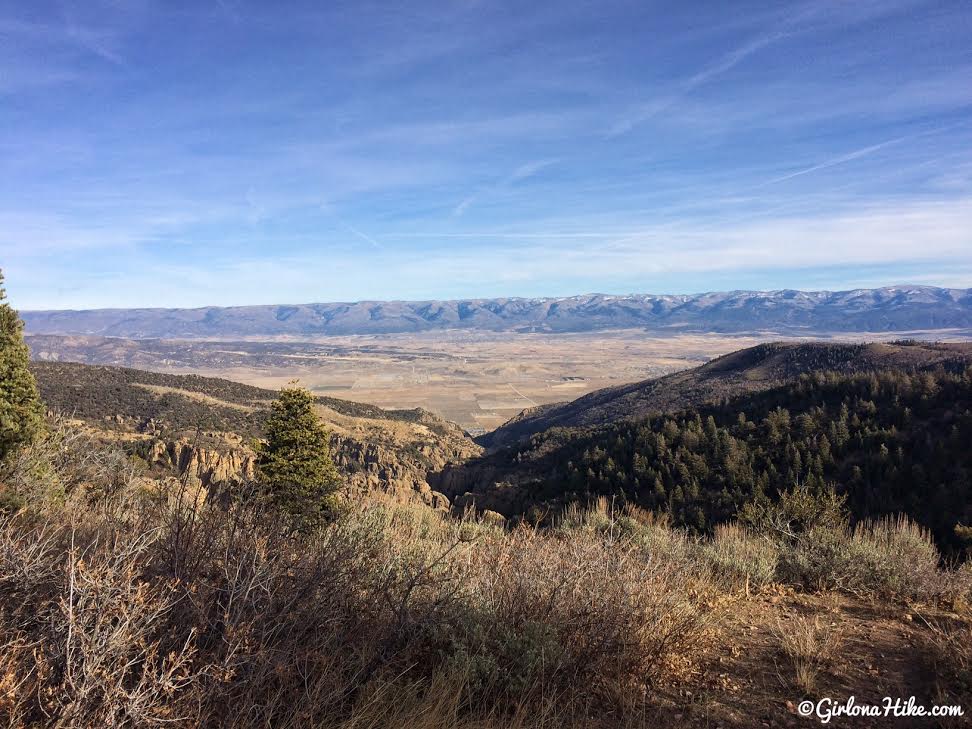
[{"xmin": 2, "ymin": 0, "xmax": 971, "ymax": 310}]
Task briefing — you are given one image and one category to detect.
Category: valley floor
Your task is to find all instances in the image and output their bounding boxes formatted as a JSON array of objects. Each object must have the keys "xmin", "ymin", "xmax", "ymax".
[{"xmin": 27, "ymin": 328, "xmax": 972, "ymax": 434}]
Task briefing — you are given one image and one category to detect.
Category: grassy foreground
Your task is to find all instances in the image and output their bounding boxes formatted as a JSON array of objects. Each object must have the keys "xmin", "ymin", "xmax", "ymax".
[{"xmin": 1, "ymin": 425, "xmax": 971, "ymax": 728}]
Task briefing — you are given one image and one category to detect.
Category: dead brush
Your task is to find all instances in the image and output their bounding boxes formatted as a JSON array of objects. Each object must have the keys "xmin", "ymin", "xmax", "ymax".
[
  {"xmin": 0, "ymin": 520, "xmax": 200, "ymax": 728},
  {"xmin": 451, "ymin": 526, "xmax": 714, "ymax": 709},
  {"xmin": 0, "ymin": 471, "xmax": 719, "ymax": 728},
  {"xmin": 774, "ymin": 612, "xmax": 843, "ymax": 696},
  {"xmin": 0, "ymin": 413, "xmax": 140, "ymax": 516},
  {"xmin": 915, "ymin": 613, "xmax": 972, "ymax": 705}
]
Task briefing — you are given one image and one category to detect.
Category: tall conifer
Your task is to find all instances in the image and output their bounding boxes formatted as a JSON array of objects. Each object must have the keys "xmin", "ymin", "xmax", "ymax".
[{"xmin": 0, "ymin": 270, "xmax": 44, "ymax": 462}]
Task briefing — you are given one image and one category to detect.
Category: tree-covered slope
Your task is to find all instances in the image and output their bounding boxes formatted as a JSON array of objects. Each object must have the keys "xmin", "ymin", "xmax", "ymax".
[
  {"xmin": 441, "ymin": 364, "xmax": 972, "ymax": 551},
  {"xmin": 480, "ymin": 341, "xmax": 972, "ymax": 449},
  {"xmin": 29, "ymin": 360, "xmax": 480, "ymax": 505}
]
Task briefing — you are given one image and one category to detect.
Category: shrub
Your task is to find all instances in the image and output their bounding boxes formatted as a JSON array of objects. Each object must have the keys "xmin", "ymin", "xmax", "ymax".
[
  {"xmin": 776, "ymin": 524, "xmax": 857, "ymax": 593},
  {"xmin": 702, "ymin": 522, "xmax": 778, "ymax": 592},
  {"xmin": 0, "ymin": 415, "xmax": 138, "ymax": 515},
  {"xmin": 852, "ymin": 516, "xmax": 941, "ymax": 597},
  {"xmin": 0, "ymin": 476, "xmax": 715, "ymax": 727},
  {"xmin": 431, "ymin": 528, "xmax": 711, "ymax": 708},
  {"xmin": 777, "ymin": 516, "xmax": 943, "ymax": 599},
  {"xmin": 554, "ymin": 501, "xmax": 700, "ymax": 581},
  {"xmin": 739, "ymin": 483, "xmax": 847, "ymax": 542}
]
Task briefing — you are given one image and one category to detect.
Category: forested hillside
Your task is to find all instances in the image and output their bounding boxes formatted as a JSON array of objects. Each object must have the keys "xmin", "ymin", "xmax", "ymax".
[
  {"xmin": 443, "ymin": 365, "xmax": 972, "ymax": 552},
  {"xmin": 481, "ymin": 340, "xmax": 972, "ymax": 448}
]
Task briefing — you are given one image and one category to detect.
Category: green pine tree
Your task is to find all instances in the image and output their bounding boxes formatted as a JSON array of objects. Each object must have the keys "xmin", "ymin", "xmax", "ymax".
[
  {"xmin": 0, "ymin": 270, "xmax": 44, "ymax": 462},
  {"xmin": 257, "ymin": 384, "xmax": 340, "ymax": 526}
]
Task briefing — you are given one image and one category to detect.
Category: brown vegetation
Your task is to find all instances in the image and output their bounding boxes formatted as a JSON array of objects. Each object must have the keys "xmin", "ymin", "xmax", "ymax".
[
  {"xmin": 774, "ymin": 613, "xmax": 844, "ymax": 695},
  {"xmin": 2, "ymin": 425, "xmax": 971, "ymax": 727}
]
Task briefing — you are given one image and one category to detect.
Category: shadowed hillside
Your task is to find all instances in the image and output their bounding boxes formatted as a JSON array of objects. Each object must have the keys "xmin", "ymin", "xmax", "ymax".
[
  {"xmin": 480, "ymin": 341, "xmax": 972, "ymax": 449},
  {"xmin": 442, "ymin": 344, "xmax": 972, "ymax": 553}
]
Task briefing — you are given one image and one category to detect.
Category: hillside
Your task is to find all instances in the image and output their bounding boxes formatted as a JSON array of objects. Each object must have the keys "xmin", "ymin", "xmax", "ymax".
[
  {"xmin": 22, "ymin": 285, "xmax": 972, "ymax": 338},
  {"xmin": 480, "ymin": 341, "xmax": 972, "ymax": 449},
  {"xmin": 29, "ymin": 361, "xmax": 479, "ymax": 506},
  {"xmin": 439, "ymin": 361, "xmax": 972, "ymax": 552}
]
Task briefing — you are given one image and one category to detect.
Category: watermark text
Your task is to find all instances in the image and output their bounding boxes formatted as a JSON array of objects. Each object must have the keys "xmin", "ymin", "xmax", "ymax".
[{"xmin": 797, "ymin": 696, "xmax": 964, "ymax": 723}]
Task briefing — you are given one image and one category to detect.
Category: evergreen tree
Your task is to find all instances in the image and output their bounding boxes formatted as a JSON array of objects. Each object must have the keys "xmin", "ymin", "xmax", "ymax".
[
  {"xmin": 0, "ymin": 270, "xmax": 44, "ymax": 462},
  {"xmin": 257, "ymin": 384, "xmax": 340, "ymax": 525}
]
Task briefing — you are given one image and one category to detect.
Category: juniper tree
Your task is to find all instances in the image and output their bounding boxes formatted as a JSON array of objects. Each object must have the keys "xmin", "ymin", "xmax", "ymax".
[
  {"xmin": 0, "ymin": 270, "xmax": 44, "ymax": 462},
  {"xmin": 257, "ymin": 384, "xmax": 341, "ymax": 526}
]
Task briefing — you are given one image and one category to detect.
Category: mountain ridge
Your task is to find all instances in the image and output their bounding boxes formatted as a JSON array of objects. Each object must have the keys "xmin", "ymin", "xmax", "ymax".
[
  {"xmin": 477, "ymin": 340, "xmax": 972, "ymax": 449},
  {"xmin": 22, "ymin": 285, "xmax": 972, "ymax": 338}
]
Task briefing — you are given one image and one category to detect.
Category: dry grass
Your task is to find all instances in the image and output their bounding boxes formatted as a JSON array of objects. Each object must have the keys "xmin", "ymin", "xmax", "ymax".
[
  {"xmin": 773, "ymin": 613, "xmax": 844, "ymax": 696},
  {"xmin": 916, "ymin": 612, "xmax": 972, "ymax": 707},
  {"xmin": 132, "ymin": 383, "xmax": 260, "ymax": 412},
  {"xmin": 0, "ymin": 451, "xmax": 717, "ymax": 728},
  {"xmin": 702, "ymin": 523, "xmax": 778, "ymax": 593}
]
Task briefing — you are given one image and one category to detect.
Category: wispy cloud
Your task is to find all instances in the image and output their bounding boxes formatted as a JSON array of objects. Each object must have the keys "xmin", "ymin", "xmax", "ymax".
[
  {"xmin": 604, "ymin": 0, "xmax": 932, "ymax": 138},
  {"xmin": 607, "ymin": 29, "xmax": 790, "ymax": 137},
  {"xmin": 339, "ymin": 221, "xmax": 385, "ymax": 251},
  {"xmin": 453, "ymin": 159, "xmax": 559, "ymax": 216},
  {"xmin": 11, "ymin": 196, "xmax": 971, "ymax": 309},
  {"xmin": 0, "ymin": 11, "xmax": 127, "ymax": 66},
  {"xmin": 63, "ymin": 23, "xmax": 125, "ymax": 65},
  {"xmin": 755, "ymin": 122, "xmax": 972, "ymax": 188},
  {"xmin": 756, "ymin": 137, "xmax": 912, "ymax": 187}
]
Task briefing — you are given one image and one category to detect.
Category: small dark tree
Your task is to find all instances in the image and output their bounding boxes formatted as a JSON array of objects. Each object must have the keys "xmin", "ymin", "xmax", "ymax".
[
  {"xmin": 0, "ymin": 270, "xmax": 44, "ymax": 462},
  {"xmin": 257, "ymin": 384, "xmax": 340, "ymax": 526}
]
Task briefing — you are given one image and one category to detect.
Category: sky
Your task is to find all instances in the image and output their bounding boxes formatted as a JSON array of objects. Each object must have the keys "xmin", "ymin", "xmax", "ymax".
[{"xmin": 2, "ymin": 0, "xmax": 971, "ymax": 310}]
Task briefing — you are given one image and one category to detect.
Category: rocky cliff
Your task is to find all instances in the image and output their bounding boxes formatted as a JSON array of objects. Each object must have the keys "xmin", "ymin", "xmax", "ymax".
[
  {"xmin": 135, "ymin": 436, "xmax": 257, "ymax": 487},
  {"xmin": 132, "ymin": 432, "xmax": 461, "ymax": 509},
  {"xmin": 31, "ymin": 361, "xmax": 480, "ymax": 508}
]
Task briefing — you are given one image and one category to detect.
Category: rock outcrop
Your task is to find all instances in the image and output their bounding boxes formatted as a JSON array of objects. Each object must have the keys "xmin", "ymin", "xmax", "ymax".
[
  {"xmin": 137, "ymin": 437, "xmax": 257, "ymax": 487},
  {"xmin": 329, "ymin": 434, "xmax": 459, "ymax": 508},
  {"xmin": 135, "ymin": 430, "xmax": 467, "ymax": 509}
]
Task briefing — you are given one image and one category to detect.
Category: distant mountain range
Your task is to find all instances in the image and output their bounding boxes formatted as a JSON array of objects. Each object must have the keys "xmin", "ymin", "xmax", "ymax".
[{"xmin": 22, "ymin": 286, "xmax": 972, "ymax": 338}]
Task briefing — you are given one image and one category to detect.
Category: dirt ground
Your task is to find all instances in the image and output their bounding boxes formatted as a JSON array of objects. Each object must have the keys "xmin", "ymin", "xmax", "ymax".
[{"xmin": 655, "ymin": 590, "xmax": 970, "ymax": 728}]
